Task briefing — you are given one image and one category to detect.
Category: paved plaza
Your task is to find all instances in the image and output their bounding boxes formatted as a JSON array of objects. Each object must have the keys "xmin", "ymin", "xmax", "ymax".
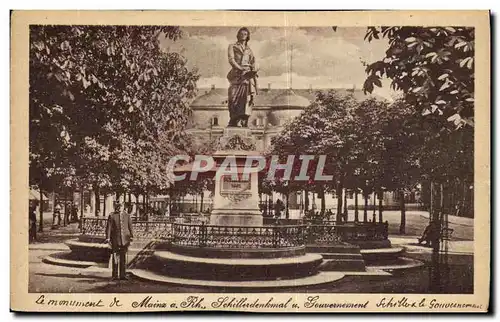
[{"xmin": 28, "ymin": 211, "xmax": 474, "ymax": 294}]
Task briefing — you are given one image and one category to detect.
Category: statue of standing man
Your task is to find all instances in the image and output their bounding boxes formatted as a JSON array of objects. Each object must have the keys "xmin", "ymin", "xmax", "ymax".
[{"xmin": 227, "ymin": 27, "xmax": 258, "ymax": 127}]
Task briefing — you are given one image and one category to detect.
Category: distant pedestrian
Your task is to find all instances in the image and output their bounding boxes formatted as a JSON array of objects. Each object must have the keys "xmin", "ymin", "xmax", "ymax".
[
  {"xmin": 326, "ymin": 209, "xmax": 334, "ymax": 221},
  {"xmin": 71, "ymin": 204, "xmax": 79, "ymax": 223},
  {"xmin": 63, "ymin": 202, "xmax": 70, "ymax": 226},
  {"xmin": 52, "ymin": 203, "xmax": 62, "ymax": 228},
  {"xmin": 274, "ymin": 199, "xmax": 284, "ymax": 219},
  {"xmin": 105, "ymin": 201, "xmax": 134, "ymax": 280}
]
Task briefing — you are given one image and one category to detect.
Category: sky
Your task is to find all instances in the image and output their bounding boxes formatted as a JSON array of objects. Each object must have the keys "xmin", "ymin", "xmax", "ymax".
[{"xmin": 160, "ymin": 27, "xmax": 396, "ymax": 99}]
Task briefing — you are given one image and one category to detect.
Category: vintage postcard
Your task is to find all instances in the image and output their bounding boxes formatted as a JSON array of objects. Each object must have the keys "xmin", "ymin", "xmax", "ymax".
[{"xmin": 11, "ymin": 10, "xmax": 490, "ymax": 312}]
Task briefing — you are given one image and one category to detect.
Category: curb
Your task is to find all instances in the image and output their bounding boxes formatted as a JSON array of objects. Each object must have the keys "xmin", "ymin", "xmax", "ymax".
[{"xmin": 42, "ymin": 251, "xmax": 103, "ymax": 268}]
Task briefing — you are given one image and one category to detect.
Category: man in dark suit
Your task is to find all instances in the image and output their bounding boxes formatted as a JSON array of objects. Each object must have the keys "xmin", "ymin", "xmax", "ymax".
[{"xmin": 105, "ymin": 201, "xmax": 134, "ymax": 280}]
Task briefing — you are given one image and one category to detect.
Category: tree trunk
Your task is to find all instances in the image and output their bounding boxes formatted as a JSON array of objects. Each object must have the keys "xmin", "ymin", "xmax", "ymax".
[
  {"xmin": 399, "ymin": 189, "xmax": 406, "ymax": 234},
  {"xmin": 462, "ymin": 181, "xmax": 467, "ymax": 217},
  {"xmin": 320, "ymin": 190, "xmax": 326, "ymax": 215},
  {"xmin": 134, "ymin": 193, "xmax": 139, "ymax": 215},
  {"xmin": 430, "ymin": 182, "xmax": 444, "ymax": 293},
  {"xmin": 304, "ymin": 190, "xmax": 309, "ymax": 212},
  {"xmin": 63, "ymin": 191, "xmax": 68, "ymax": 226},
  {"xmin": 79, "ymin": 188, "xmax": 84, "ymax": 228},
  {"xmin": 336, "ymin": 180, "xmax": 343, "ymax": 223},
  {"xmin": 103, "ymin": 192, "xmax": 107, "ymax": 217},
  {"xmin": 372, "ymin": 191, "xmax": 377, "ymax": 222},
  {"xmin": 343, "ymin": 188, "xmax": 348, "ymax": 220},
  {"xmin": 94, "ymin": 187, "xmax": 100, "ymax": 217},
  {"xmin": 200, "ymin": 192, "xmax": 204, "ymax": 213},
  {"xmin": 354, "ymin": 189, "xmax": 359, "ymax": 222},
  {"xmin": 38, "ymin": 189, "xmax": 44, "ymax": 232},
  {"xmin": 454, "ymin": 180, "xmax": 460, "ymax": 216},
  {"xmin": 285, "ymin": 192, "xmax": 290, "ymax": 219},
  {"xmin": 430, "ymin": 181, "xmax": 434, "ymax": 223},
  {"xmin": 378, "ymin": 189, "xmax": 383, "ymax": 223},
  {"xmin": 363, "ymin": 192, "xmax": 368, "ymax": 222},
  {"xmin": 448, "ymin": 181, "xmax": 457, "ymax": 216}
]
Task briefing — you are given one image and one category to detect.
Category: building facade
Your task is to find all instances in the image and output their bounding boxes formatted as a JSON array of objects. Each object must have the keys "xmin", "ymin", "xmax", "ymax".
[{"xmin": 186, "ymin": 85, "xmax": 372, "ymax": 152}]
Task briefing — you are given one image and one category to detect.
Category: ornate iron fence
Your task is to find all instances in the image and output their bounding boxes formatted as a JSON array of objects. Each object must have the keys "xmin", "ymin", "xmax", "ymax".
[
  {"xmin": 306, "ymin": 221, "xmax": 389, "ymax": 244},
  {"xmin": 132, "ymin": 221, "xmax": 173, "ymax": 240},
  {"xmin": 172, "ymin": 223, "xmax": 306, "ymax": 249},
  {"xmin": 80, "ymin": 217, "xmax": 172, "ymax": 241},
  {"xmin": 81, "ymin": 217, "xmax": 388, "ymax": 246},
  {"xmin": 81, "ymin": 217, "xmax": 107, "ymax": 237}
]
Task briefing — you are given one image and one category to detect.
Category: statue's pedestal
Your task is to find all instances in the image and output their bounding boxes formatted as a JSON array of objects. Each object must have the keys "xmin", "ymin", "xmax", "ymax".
[{"xmin": 210, "ymin": 127, "xmax": 263, "ymax": 226}]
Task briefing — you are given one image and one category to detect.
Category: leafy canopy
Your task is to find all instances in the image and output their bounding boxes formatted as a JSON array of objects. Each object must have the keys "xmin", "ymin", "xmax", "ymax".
[
  {"xmin": 30, "ymin": 25, "xmax": 199, "ymax": 193},
  {"xmin": 359, "ymin": 27, "xmax": 474, "ymax": 128}
]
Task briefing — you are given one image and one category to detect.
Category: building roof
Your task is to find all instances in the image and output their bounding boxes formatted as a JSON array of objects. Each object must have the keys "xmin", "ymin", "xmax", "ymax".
[
  {"xmin": 191, "ymin": 87, "xmax": 384, "ymax": 109},
  {"xmin": 191, "ymin": 88, "xmax": 227, "ymax": 107},
  {"xmin": 271, "ymin": 88, "xmax": 310, "ymax": 108}
]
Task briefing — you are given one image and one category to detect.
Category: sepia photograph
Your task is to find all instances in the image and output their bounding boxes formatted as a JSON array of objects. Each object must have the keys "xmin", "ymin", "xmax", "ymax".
[{"xmin": 10, "ymin": 10, "xmax": 490, "ymax": 312}]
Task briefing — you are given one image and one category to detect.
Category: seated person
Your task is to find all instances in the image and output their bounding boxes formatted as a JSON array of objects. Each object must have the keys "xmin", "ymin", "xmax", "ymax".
[{"xmin": 418, "ymin": 222, "xmax": 438, "ymax": 247}]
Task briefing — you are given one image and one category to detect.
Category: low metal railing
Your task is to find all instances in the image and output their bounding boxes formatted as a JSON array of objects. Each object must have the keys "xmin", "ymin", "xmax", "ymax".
[
  {"xmin": 81, "ymin": 217, "xmax": 108, "ymax": 237},
  {"xmin": 80, "ymin": 217, "xmax": 388, "ymax": 246},
  {"xmin": 306, "ymin": 221, "xmax": 389, "ymax": 244},
  {"xmin": 80, "ymin": 217, "xmax": 173, "ymax": 241},
  {"xmin": 172, "ymin": 223, "xmax": 306, "ymax": 249}
]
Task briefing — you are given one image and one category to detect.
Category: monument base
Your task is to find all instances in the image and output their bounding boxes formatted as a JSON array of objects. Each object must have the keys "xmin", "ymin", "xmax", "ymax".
[{"xmin": 209, "ymin": 126, "xmax": 263, "ymax": 227}]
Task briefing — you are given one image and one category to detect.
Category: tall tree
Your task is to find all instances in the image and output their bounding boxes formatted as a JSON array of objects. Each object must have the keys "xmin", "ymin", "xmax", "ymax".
[
  {"xmin": 30, "ymin": 26, "xmax": 199, "ymax": 198},
  {"xmin": 270, "ymin": 91, "xmax": 361, "ymax": 223}
]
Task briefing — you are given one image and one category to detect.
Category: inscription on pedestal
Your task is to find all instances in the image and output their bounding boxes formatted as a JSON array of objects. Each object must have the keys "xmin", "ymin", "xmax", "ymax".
[
  {"xmin": 220, "ymin": 175, "xmax": 252, "ymax": 204},
  {"xmin": 220, "ymin": 174, "xmax": 251, "ymax": 193}
]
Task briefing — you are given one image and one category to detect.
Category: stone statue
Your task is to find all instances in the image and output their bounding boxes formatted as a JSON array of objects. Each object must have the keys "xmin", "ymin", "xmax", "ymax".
[{"xmin": 226, "ymin": 27, "xmax": 258, "ymax": 128}]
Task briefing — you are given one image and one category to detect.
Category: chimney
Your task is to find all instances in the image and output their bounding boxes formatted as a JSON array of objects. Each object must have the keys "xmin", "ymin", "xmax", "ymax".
[
  {"xmin": 211, "ymin": 84, "xmax": 216, "ymax": 90},
  {"xmin": 267, "ymin": 83, "xmax": 271, "ymax": 91},
  {"xmin": 308, "ymin": 84, "xmax": 313, "ymax": 93}
]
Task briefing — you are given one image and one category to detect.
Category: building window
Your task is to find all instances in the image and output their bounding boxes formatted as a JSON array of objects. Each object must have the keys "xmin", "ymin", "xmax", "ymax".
[{"xmin": 212, "ymin": 116, "xmax": 219, "ymax": 127}]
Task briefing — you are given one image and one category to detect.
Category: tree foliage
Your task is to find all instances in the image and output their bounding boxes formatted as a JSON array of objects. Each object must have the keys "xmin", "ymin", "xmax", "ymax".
[
  {"xmin": 360, "ymin": 26, "xmax": 474, "ymax": 128},
  {"xmin": 270, "ymin": 89, "xmax": 474, "ymax": 220},
  {"xmin": 29, "ymin": 25, "xmax": 199, "ymax": 195}
]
